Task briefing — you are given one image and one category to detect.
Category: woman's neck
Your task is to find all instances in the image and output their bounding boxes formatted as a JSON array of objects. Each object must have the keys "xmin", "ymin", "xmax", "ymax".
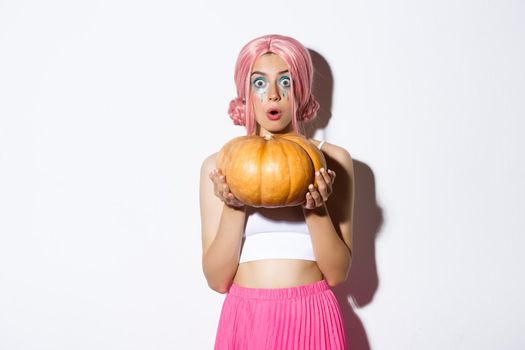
[{"xmin": 256, "ymin": 124, "xmax": 295, "ymax": 137}]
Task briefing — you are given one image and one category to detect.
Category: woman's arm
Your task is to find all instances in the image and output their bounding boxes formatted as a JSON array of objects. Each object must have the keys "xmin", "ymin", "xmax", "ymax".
[
  {"xmin": 199, "ymin": 154, "xmax": 246, "ymax": 294},
  {"xmin": 303, "ymin": 146, "xmax": 355, "ymax": 287}
]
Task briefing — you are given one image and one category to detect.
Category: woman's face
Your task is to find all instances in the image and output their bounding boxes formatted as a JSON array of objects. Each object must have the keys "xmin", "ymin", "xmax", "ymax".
[{"xmin": 250, "ymin": 53, "xmax": 294, "ymax": 136}]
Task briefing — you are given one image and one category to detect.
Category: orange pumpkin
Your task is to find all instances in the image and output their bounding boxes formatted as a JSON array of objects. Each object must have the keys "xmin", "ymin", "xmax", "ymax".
[{"xmin": 217, "ymin": 133, "xmax": 327, "ymax": 208}]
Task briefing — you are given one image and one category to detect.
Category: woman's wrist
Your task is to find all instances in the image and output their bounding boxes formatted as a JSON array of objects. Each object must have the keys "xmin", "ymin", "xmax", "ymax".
[
  {"xmin": 302, "ymin": 202, "xmax": 328, "ymax": 217},
  {"xmin": 224, "ymin": 202, "xmax": 246, "ymax": 212}
]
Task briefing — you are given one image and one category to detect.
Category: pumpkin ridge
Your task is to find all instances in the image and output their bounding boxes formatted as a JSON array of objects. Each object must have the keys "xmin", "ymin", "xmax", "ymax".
[
  {"xmin": 277, "ymin": 139, "xmax": 293, "ymax": 206},
  {"xmin": 300, "ymin": 143, "xmax": 318, "ymax": 189},
  {"xmin": 281, "ymin": 133, "xmax": 327, "ymax": 188},
  {"xmin": 258, "ymin": 140, "xmax": 263, "ymax": 206},
  {"xmin": 253, "ymin": 137, "xmax": 264, "ymax": 205}
]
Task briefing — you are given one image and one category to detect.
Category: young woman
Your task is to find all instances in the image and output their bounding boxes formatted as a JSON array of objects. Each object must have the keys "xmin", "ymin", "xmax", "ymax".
[{"xmin": 200, "ymin": 34, "xmax": 354, "ymax": 349}]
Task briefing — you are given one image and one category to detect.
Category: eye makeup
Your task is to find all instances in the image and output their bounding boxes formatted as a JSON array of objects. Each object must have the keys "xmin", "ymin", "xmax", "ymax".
[
  {"xmin": 251, "ymin": 74, "xmax": 292, "ymax": 101},
  {"xmin": 278, "ymin": 75, "xmax": 291, "ymax": 99},
  {"xmin": 252, "ymin": 77, "xmax": 268, "ymax": 102}
]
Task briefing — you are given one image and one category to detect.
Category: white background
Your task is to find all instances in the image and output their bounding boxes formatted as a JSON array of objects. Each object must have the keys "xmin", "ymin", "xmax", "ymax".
[{"xmin": 1, "ymin": 1, "xmax": 524, "ymax": 349}]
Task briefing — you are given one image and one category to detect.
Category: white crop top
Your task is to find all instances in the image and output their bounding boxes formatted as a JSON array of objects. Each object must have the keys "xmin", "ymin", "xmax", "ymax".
[{"xmin": 238, "ymin": 140, "xmax": 325, "ymax": 263}]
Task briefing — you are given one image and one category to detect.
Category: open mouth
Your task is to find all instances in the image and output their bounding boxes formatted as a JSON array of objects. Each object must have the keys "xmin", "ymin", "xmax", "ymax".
[{"xmin": 266, "ymin": 108, "xmax": 282, "ymax": 120}]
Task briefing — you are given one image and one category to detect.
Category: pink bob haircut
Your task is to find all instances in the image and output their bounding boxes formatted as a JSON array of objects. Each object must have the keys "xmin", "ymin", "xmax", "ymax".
[{"xmin": 228, "ymin": 34, "xmax": 320, "ymax": 135}]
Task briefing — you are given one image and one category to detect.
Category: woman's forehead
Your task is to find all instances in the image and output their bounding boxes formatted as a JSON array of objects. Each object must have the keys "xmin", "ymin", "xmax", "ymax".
[{"xmin": 252, "ymin": 53, "xmax": 288, "ymax": 73}]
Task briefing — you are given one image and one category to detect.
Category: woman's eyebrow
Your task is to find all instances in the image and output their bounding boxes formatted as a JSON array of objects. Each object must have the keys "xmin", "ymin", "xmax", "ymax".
[{"xmin": 251, "ymin": 69, "xmax": 289, "ymax": 76}]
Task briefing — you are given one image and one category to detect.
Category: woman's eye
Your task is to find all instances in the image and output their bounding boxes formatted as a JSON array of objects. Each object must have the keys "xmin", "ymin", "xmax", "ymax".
[
  {"xmin": 253, "ymin": 78, "xmax": 267, "ymax": 88},
  {"xmin": 279, "ymin": 76, "xmax": 291, "ymax": 88}
]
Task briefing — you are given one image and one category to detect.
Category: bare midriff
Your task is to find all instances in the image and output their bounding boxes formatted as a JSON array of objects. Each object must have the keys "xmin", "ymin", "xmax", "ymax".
[{"xmin": 233, "ymin": 259, "xmax": 324, "ymax": 288}]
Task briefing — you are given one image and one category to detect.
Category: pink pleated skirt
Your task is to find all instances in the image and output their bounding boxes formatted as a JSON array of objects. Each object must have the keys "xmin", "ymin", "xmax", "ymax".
[{"xmin": 214, "ymin": 279, "xmax": 347, "ymax": 350}]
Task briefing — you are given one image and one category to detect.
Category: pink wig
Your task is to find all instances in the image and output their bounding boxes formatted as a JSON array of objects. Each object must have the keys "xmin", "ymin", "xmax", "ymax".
[{"xmin": 228, "ymin": 34, "xmax": 320, "ymax": 135}]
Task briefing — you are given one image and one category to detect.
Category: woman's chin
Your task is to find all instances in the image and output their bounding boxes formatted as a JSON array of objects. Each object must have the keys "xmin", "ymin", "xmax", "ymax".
[{"xmin": 258, "ymin": 122, "xmax": 293, "ymax": 135}]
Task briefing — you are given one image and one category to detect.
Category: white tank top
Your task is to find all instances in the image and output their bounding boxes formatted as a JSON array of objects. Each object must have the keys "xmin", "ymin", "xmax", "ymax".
[{"xmin": 238, "ymin": 140, "xmax": 326, "ymax": 263}]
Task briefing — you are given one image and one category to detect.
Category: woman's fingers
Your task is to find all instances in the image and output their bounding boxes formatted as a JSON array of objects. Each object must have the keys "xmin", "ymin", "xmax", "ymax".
[
  {"xmin": 225, "ymin": 192, "xmax": 245, "ymax": 208},
  {"xmin": 303, "ymin": 189, "xmax": 321, "ymax": 209},
  {"xmin": 220, "ymin": 176, "xmax": 235, "ymax": 202},
  {"xmin": 320, "ymin": 168, "xmax": 331, "ymax": 185},
  {"xmin": 308, "ymin": 184, "xmax": 323, "ymax": 207},
  {"xmin": 304, "ymin": 192, "xmax": 315, "ymax": 209},
  {"xmin": 303, "ymin": 168, "xmax": 337, "ymax": 209},
  {"xmin": 209, "ymin": 169, "xmax": 221, "ymax": 196},
  {"xmin": 208, "ymin": 169, "xmax": 218, "ymax": 183},
  {"xmin": 209, "ymin": 168, "xmax": 244, "ymax": 207},
  {"xmin": 328, "ymin": 169, "xmax": 336, "ymax": 182},
  {"xmin": 316, "ymin": 168, "xmax": 335, "ymax": 201},
  {"xmin": 327, "ymin": 170, "xmax": 336, "ymax": 194},
  {"xmin": 209, "ymin": 169, "xmax": 227, "ymax": 199},
  {"xmin": 315, "ymin": 171, "xmax": 328, "ymax": 201},
  {"xmin": 325, "ymin": 169, "xmax": 334, "ymax": 197}
]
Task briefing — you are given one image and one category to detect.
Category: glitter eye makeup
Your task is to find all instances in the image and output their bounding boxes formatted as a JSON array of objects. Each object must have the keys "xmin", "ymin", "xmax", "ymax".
[
  {"xmin": 279, "ymin": 76, "xmax": 291, "ymax": 88},
  {"xmin": 253, "ymin": 77, "xmax": 267, "ymax": 89},
  {"xmin": 278, "ymin": 75, "xmax": 291, "ymax": 98},
  {"xmin": 252, "ymin": 77, "xmax": 269, "ymax": 101},
  {"xmin": 251, "ymin": 74, "xmax": 292, "ymax": 101}
]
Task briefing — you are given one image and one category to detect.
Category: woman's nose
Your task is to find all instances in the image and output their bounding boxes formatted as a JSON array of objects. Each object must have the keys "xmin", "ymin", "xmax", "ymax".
[{"xmin": 268, "ymin": 83, "xmax": 281, "ymax": 101}]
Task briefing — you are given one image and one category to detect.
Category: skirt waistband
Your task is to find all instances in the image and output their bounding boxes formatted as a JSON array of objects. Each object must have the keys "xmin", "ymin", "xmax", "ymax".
[{"xmin": 227, "ymin": 279, "xmax": 329, "ymax": 300}]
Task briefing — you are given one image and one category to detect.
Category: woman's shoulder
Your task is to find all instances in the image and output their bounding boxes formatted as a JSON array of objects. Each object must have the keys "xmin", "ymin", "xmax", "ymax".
[
  {"xmin": 200, "ymin": 152, "xmax": 219, "ymax": 177},
  {"xmin": 310, "ymin": 139, "xmax": 353, "ymax": 167}
]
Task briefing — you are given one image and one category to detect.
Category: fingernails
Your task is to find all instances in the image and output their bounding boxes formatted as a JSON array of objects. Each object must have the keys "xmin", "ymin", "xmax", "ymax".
[
  {"xmin": 316, "ymin": 171, "xmax": 320, "ymax": 177},
  {"xmin": 320, "ymin": 168, "xmax": 325, "ymax": 173},
  {"xmin": 309, "ymin": 184, "xmax": 314, "ymax": 190}
]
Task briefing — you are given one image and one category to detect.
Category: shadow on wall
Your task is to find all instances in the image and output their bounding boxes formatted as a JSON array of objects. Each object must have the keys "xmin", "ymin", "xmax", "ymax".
[
  {"xmin": 306, "ymin": 49, "xmax": 385, "ymax": 350},
  {"xmin": 302, "ymin": 50, "xmax": 333, "ymax": 138}
]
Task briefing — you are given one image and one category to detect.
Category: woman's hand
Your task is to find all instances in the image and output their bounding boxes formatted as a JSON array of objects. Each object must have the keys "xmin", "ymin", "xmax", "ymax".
[
  {"xmin": 302, "ymin": 168, "xmax": 336, "ymax": 210},
  {"xmin": 209, "ymin": 168, "xmax": 245, "ymax": 208}
]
